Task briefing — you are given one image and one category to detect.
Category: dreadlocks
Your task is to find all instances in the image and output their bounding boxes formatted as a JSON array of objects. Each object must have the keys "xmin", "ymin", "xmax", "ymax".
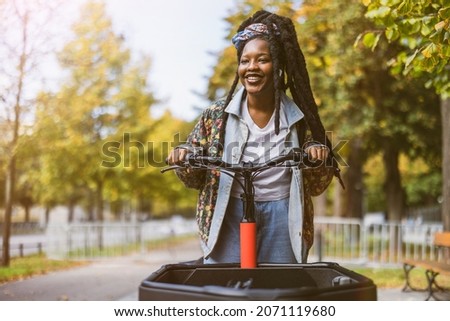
[{"xmin": 221, "ymin": 10, "xmax": 343, "ymax": 186}]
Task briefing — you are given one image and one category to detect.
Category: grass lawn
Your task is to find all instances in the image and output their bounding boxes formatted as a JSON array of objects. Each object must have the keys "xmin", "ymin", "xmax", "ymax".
[
  {"xmin": 0, "ymin": 235, "xmax": 194, "ymax": 284},
  {"xmin": 0, "ymin": 255, "xmax": 86, "ymax": 284},
  {"xmin": 353, "ymin": 266, "xmax": 450, "ymax": 289}
]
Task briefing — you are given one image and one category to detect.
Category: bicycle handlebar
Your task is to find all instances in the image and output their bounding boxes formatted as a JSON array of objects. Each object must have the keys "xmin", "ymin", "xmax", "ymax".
[
  {"xmin": 161, "ymin": 148, "xmax": 311, "ymax": 174},
  {"xmin": 162, "ymin": 147, "xmax": 317, "ymax": 269}
]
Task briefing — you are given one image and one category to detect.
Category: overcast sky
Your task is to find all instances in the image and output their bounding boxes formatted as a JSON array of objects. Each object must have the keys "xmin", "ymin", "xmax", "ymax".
[{"xmin": 103, "ymin": 0, "xmax": 235, "ymax": 121}]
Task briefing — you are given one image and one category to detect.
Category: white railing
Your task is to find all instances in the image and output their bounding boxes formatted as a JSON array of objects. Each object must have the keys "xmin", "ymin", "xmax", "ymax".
[
  {"xmin": 310, "ymin": 217, "xmax": 443, "ymax": 266},
  {"xmin": 43, "ymin": 215, "xmax": 444, "ymax": 264},
  {"xmin": 45, "ymin": 217, "xmax": 197, "ymax": 259},
  {"xmin": 312, "ymin": 217, "xmax": 364, "ymax": 263}
]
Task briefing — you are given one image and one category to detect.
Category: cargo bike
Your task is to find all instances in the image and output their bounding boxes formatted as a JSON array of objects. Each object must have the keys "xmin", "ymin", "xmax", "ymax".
[{"xmin": 139, "ymin": 148, "xmax": 377, "ymax": 300}]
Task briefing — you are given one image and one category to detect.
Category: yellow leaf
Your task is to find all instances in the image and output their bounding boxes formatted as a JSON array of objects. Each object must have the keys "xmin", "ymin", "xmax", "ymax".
[
  {"xmin": 421, "ymin": 43, "xmax": 436, "ymax": 58},
  {"xmin": 435, "ymin": 21, "xmax": 446, "ymax": 31}
]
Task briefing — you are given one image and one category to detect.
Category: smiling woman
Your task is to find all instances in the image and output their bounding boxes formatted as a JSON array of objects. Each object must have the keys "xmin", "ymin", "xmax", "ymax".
[
  {"xmin": 166, "ymin": 10, "xmax": 343, "ymax": 266},
  {"xmin": 238, "ymin": 38, "xmax": 275, "ymax": 117}
]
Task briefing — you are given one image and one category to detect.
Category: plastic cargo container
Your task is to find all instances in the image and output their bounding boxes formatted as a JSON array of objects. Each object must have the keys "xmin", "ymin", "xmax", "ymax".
[{"xmin": 139, "ymin": 262, "xmax": 377, "ymax": 301}]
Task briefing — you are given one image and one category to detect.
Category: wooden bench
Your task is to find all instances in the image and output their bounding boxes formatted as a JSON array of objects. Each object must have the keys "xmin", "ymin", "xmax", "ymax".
[{"xmin": 402, "ymin": 231, "xmax": 450, "ymax": 300}]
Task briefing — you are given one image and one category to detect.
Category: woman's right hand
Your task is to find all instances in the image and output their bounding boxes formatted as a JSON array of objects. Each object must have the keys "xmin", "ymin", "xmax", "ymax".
[{"xmin": 166, "ymin": 147, "xmax": 189, "ymax": 165}]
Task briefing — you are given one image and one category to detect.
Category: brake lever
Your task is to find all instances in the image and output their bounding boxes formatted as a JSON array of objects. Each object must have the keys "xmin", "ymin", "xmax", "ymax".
[
  {"xmin": 161, "ymin": 153, "xmax": 204, "ymax": 174},
  {"xmin": 160, "ymin": 165, "xmax": 181, "ymax": 173}
]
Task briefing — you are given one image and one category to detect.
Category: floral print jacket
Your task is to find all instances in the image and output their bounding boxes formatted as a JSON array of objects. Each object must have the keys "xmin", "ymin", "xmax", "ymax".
[{"xmin": 176, "ymin": 92, "xmax": 334, "ymax": 262}]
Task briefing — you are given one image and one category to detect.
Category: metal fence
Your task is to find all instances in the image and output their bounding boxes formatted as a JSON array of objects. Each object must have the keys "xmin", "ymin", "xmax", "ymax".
[
  {"xmin": 309, "ymin": 216, "xmax": 443, "ymax": 266},
  {"xmin": 0, "ymin": 242, "xmax": 45, "ymax": 258},
  {"xmin": 45, "ymin": 217, "xmax": 197, "ymax": 259},
  {"xmin": 4, "ymin": 216, "xmax": 445, "ymax": 265}
]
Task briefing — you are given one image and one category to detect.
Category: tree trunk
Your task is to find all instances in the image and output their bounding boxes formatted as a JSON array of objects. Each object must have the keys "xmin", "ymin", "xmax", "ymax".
[
  {"xmin": 87, "ymin": 191, "xmax": 95, "ymax": 222},
  {"xmin": 383, "ymin": 145, "xmax": 404, "ymax": 222},
  {"xmin": 1, "ymin": 9, "xmax": 28, "ymax": 267},
  {"xmin": 1, "ymin": 156, "xmax": 16, "ymax": 267},
  {"xmin": 45, "ymin": 207, "xmax": 51, "ymax": 225},
  {"xmin": 96, "ymin": 179, "xmax": 104, "ymax": 222},
  {"xmin": 441, "ymin": 96, "xmax": 450, "ymax": 231},
  {"xmin": 68, "ymin": 201, "xmax": 75, "ymax": 223},
  {"xmin": 96, "ymin": 179, "xmax": 104, "ymax": 251},
  {"xmin": 24, "ymin": 204, "xmax": 30, "ymax": 222},
  {"xmin": 333, "ymin": 179, "xmax": 345, "ymax": 217},
  {"xmin": 345, "ymin": 138, "xmax": 364, "ymax": 218}
]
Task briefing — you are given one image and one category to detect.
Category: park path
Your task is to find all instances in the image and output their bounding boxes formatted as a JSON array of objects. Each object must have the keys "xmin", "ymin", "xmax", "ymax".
[
  {"xmin": 0, "ymin": 239, "xmax": 428, "ymax": 301},
  {"xmin": 0, "ymin": 239, "xmax": 203, "ymax": 301}
]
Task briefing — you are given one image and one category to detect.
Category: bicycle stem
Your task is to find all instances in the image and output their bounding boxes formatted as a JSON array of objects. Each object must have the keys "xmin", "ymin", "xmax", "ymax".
[
  {"xmin": 241, "ymin": 171, "xmax": 255, "ymax": 223},
  {"xmin": 240, "ymin": 170, "xmax": 257, "ymax": 268}
]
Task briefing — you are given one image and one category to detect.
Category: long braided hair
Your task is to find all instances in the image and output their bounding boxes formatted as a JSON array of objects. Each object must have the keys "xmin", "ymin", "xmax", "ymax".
[{"xmin": 220, "ymin": 10, "xmax": 343, "ymax": 185}]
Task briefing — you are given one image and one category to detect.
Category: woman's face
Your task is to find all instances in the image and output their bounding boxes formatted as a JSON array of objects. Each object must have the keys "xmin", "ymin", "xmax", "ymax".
[{"xmin": 238, "ymin": 38, "xmax": 274, "ymax": 98}]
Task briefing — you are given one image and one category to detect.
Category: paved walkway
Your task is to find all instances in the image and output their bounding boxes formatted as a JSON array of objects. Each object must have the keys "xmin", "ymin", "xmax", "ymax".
[
  {"xmin": 0, "ymin": 239, "xmax": 430, "ymax": 301},
  {"xmin": 0, "ymin": 240, "xmax": 202, "ymax": 301}
]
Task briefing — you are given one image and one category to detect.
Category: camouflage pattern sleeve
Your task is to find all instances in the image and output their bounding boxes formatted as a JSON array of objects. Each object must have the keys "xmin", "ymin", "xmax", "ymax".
[
  {"xmin": 302, "ymin": 131, "xmax": 335, "ymax": 196},
  {"xmin": 175, "ymin": 114, "xmax": 208, "ymax": 190},
  {"xmin": 174, "ymin": 101, "xmax": 225, "ymax": 190},
  {"xmin": 302, "ymin": 164, "xmax": 334, "ymax": 197}
]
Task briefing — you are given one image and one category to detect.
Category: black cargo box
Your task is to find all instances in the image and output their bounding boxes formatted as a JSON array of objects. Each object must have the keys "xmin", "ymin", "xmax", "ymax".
[{"xmin": 139, "ymin": 262, "xmax": 377, "ymax": 301}]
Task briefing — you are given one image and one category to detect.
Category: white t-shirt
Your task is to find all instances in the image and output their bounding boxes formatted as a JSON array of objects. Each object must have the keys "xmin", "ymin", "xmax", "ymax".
[{"xmin": 230, "ymin": 99, "xmax": 291, "ymax": 201}]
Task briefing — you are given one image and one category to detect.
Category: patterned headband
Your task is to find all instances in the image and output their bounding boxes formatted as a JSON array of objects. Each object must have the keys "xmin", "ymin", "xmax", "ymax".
[{"xmin": 231, "ymin": 23, "xmax": 280, "ymax": 49}]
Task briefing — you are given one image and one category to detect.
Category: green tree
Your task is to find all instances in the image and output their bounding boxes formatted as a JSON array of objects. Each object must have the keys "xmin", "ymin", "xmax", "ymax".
[
  {"xmin": 0, "ymin": 0, "xmax": 61, "ymax": 266},
  {"xmin": 147, "ymin": 112, "xmax": 199, "ymax": 217},
  {"xmin": 32, "ymin": 92, "xmax": 93, "ymax": 222},
  {"xmin": 299, "ymin": 0, "xmax": 372, "ymax": 218},
  {"xmin": 364, "ymin": 0, "xmax": 450, "ymax": 229},
  {"xmin": 34, "ymin": 1, "xmax": 157, "ymax": 222},
  {"xmin": 300, "ymin": 0, "xmax": 441, "ymax": 221},
  {"xmin": 31, "ymin": 1, "xmax": 202, "ymax": 224}
]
